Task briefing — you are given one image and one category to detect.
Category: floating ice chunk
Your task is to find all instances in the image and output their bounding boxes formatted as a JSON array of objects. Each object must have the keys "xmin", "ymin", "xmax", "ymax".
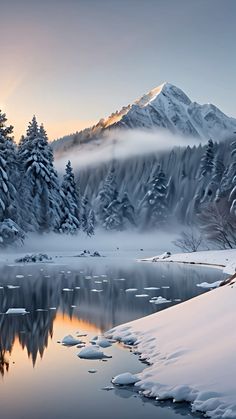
[
  {"xmin": 61, "ymin": 335, "xmax": 82, "ymax": 346},
  {"xmin": 125, "ymin": 288, "xmax": 138, "ymax": 292},
  {"xmin": 103, "ymin": 280, "xmax": 108, "ymax": 283},
  {"xmin": 91, "ymin": 289, "xmax": 103, "ymax": 293},
  {"xmin": 149, "ymin": 296, "xmax": 171, "ymax": 304},
  {"xmin": 49, "ymin": 307, "xmax": 57, "ymax": 310},
  {"xmin": 0, "ymin": 286, "xmax": 3, "ymax": 289},
  {"xmin": 36, "ymin": 308, "xmax": 48, "ymax": 312},
  {"xmin": 75, "ymin": 286, "xmax": 81, "ymax": 289},
  {"xmin": 96, "ymin": 337, "xmax": 113, "ymax": 348},
  {"xmin": 135, "ymin": 294, "xmax": 149, "ymax": 298},
  {"xmin": 114, "ymin": 278, "xmax": 126, "ymax": 281},
  {"xmin": 93, "ymin": 275, "xmax": 99, "ymax": 278},
  {"xmin": 112, "ymin": 372, "xmax": 139, "ymax": 385},
  {"xmin": 100, "ymin": 274, "xmax": 107, "ymax": 278},
  {"xmin": 197, "ymin": 281, "xmax": 222, "ymax": 289},
  {"xmin": 88, "ymin": 369, "xmax": 97, "ymax": 373},
  {"xmin": 5, "ymin": 308, "xmax": 28, "ymax": 315},
  {"xmin": 94, "ymin": 281, "xmax": 102, "ymax": 284},
  {"xmin": 16, "ymin": 275, "xmax": 24, "ymax": 278},
  {"xmin": 78, "ymin": 345, "xmax": 111, "ymax": 360},
  {"xmin": 7, "ymin": 285, "xmax": 20, "ymax": 289},
  {"xmin": 174, "ymin": 299, "xmax": 182, "ymax": 302},
  {"xmin": 162, "ymin": 286, "xmax": 170, "ymax": 289},
  {"xmin": 85, "ymin": 276, "xmax": 92, "ymax": 279},
  {"xmin": 67, "ymin": 271, "xmax": 71, "ymax": 274},
  {"xmin": 62, "ymin": 288, "xmax": 74, "ymax": 292},
  {"xmin": 144, "ymin": 287, "xmax": 160, "ymax": 290},
  {"xmin": 71, "ymin": 305, "xmax": 77, "ymax": 308}
]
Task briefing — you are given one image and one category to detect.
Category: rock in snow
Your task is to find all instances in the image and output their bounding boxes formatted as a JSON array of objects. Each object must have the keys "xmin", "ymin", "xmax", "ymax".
[
  {"xmin": 112, "ymin": 372, "xmax": 140, "ymax": 386},
  {"xmin": 77, "ymin": 345, "xmax": 111, "ymax": 360},
  {"xmin": 92, "ymin": 336, "xmax": 113, "ymax": 348},
  {"xmin": 61, "ymin": 335, "xmax": 82, "ymax": 346},
  {"xmin": 15, "ymin": 253, "xmax": 52, "ymax": 263}
]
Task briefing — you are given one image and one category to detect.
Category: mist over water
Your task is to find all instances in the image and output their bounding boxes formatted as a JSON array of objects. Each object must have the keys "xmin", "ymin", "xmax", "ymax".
[{"xmin": 11, "ymin": 229, "xmax": 178, "ymax": 257}]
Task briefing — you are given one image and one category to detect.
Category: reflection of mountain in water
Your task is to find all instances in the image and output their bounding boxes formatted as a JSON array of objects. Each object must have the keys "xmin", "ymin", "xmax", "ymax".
[{"xmin": 0, "ymin": 262, "xmax": 226, "ymax": 370}]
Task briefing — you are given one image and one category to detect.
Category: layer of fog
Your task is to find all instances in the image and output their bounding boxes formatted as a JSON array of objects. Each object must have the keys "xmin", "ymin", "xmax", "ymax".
[
  {"xmin": 9, "ymin": 229, "xmax": 179, "ymax": 259},
  {"xmin": 55, "ymin": 128, "xmax": 200, "ymax": 172}
]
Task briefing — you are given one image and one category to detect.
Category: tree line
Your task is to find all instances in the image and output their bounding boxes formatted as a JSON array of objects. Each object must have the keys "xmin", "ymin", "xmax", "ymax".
[{"xmin": 1, "ymin": 109, "xmax": 236, "ymax": 249}]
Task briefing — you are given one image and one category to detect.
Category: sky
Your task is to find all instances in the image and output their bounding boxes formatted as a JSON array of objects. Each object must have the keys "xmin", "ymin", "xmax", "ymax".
[{"xmin": 0, "ymin": 0, "xmax": 236, "ymax": 141}]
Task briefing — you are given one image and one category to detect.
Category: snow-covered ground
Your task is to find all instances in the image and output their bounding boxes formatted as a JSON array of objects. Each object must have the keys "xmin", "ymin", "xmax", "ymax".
[
  {"xmin": 142, "ymin": 248, "xmax": 236, "ymax": 275},
  {"xmin": 107, "ymin": 249, "xmax": 236, "ymax": 418}
]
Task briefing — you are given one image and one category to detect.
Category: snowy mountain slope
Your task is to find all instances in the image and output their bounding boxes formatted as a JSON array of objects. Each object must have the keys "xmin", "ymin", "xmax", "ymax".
[{"xmin": 53, "ymin": 82, "xmax": 236, "ymax": 154}]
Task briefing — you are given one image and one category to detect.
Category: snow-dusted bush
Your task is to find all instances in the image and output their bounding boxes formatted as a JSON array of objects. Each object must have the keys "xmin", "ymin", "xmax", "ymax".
[
  {"xmin": 15, "ymin": 253, "xmax": 51, "ymax": 263},
  {"xmin": 173, "ymin": 228, "xmax": 203, "ymax": 252}
]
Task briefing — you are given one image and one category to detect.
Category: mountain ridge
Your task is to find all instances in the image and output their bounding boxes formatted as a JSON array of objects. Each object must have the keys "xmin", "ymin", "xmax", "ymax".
[{"xmin": 53, "ymin": 82, "xmax": 236, "ymax": 154}]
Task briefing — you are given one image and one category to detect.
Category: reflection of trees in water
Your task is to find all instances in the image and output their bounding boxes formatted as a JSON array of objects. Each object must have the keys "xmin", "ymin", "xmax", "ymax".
[
  {"xmin": 0, "ymin": 262, "xmax": 225, "ymax": 367},
  {"xmin": 0, "ymin": 349, "xmax": 9, "ymax": 377},
  {"xmin": 0, "ymin": 267, "xmax": 60, "ymax": 367}
]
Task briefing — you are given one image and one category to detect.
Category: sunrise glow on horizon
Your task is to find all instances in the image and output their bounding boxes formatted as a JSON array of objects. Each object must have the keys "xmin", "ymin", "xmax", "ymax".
[{"xmin": 1, "ymin": 0, "xmax": 236, "ymax": 141}]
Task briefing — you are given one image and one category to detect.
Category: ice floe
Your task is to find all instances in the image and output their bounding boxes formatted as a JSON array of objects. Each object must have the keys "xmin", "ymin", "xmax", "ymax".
[{"xmin": 112, "ymin": 372, "xmax": 140, "ymax": 385}]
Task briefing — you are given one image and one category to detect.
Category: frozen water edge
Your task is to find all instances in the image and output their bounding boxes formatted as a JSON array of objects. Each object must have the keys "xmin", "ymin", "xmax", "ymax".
[
  {"xmin": 141, "ymin": 248, "xmax": 236, "ymax": 275},
  {"xmin": 106, "ymin": 269, "xmax": 236, "ymax": 418}
]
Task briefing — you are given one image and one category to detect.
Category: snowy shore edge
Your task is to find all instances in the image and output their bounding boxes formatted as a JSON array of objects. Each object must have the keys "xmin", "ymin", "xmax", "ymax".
[
  {"xmin": 106, "ymin": 249, "xmax": 236, "ymax": 419},
  {"xmin": 141, "ymin": 248, "xmax": 236, "ymax": 275}
]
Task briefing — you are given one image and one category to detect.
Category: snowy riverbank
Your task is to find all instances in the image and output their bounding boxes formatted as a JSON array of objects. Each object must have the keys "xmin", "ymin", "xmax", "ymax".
[
  {"xmin": 107, "ymin": 249, "xmax": 236, "ymax": 418},
  {"xmin": 141, "ymin": 248, "xmax": 236, "ymax": 275}
]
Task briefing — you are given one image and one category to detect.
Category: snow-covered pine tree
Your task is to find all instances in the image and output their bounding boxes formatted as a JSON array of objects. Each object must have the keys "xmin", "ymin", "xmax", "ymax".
[
  {"xmin": 97, "ymin": 163, "xmax": 117, "ymax": 225},
  {"xmin": 141, "ymin": 165, "xmax": 169, "ymax": 228},
  {"xmin": 199, "ymin": 139, "xmax": 215, "ymax": 178},
  {"xmin": 120, "ymin": 192, "xmax": 135, "ymax": 227},
  {"xmin": 81, "ymin": 195, "xmax": 96, "ymax": 235},
  {"xmin": 103, "ymin": 189, "xmax": 123, "ymax": 230},
  {"xmin": 59, "ymin": 161, "xmax": 80, "ymax": 234},
  {"xmin": 0, "ymin": 111, "xmax": 19, "ymax": 223},
  {"xmin": 18, "ymin": 116, "xmax": 62, "ymax": 233},
  {"xmin": 86, "ymin": 209, "xmax": 95, "ymax": 236},
  {"xmin": 192, "ymin": 140, "xmax": 216, "ymax": 214},
  {"xmin": 228, "ymin": 139, "xmax": 236, "ymax": 215},
  {"xmin": 200, "ymin": 154, "xmax": 226, "ymax": 204}
]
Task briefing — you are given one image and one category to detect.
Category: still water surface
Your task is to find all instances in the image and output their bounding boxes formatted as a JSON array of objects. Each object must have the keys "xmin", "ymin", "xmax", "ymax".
[{"xmin": 0, "ymin": 258, "xmax": 226, "ymax": 419}]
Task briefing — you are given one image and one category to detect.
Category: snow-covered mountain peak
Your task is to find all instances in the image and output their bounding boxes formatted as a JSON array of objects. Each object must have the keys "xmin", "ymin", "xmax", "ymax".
[
  {"xmin": 53, "ymin": 82, "xmax": 236, "ymax": 154},
  {"xmin": 135, "ymin": 82, "xmax": 167, "ymax": 107}
]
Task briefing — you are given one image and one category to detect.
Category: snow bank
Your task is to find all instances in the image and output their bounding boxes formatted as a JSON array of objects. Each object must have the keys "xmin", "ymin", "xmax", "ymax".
[
  {"xmin": 142, "ymin": 249, "xmax": 236, "ymax": 275},
  {"xmin": 106, "ymin": 282, "xmax": 236, "ymax": 418}
]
